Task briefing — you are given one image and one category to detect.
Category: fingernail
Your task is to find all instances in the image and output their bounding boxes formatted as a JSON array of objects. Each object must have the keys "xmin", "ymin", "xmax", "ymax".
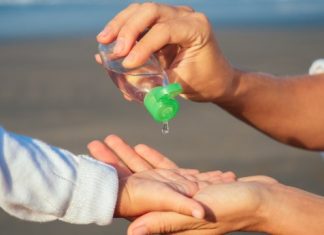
[
  {"xmin": 132, "ymin": 225, "xmax": 148, "ymax": 235},
  {"xmin": 97, "ymin": 26, "xmax": 113, "ymax": 39},
  {"xmin": 123, "ymin": 51, "xmax": 137, "ymax": 67},
  {"xmin": 192, "ymin": 209, "xmax": 204, "ymax": 219},
  {"xmin": 97, "ymin": 31, "xmax": 106, "ymax": 39},
  {"xmin": 114, "ymin": 38, "xmax": 125, "ymax": 54}
]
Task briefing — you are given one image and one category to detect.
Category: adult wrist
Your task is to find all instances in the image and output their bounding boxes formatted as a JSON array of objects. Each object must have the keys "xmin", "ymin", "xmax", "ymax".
[
  {"xmin": 250, "ymin": 182, "xmax": 280, "ymax": 234},
  {"xmin": 260, "ymin": 183, "xmax": 324, "ymax": 235},
  {"xmin": 212, "ymin": 67, "xmax": 243, "ymax": 105},
  {"xmin": 255, "ymin": 182, "xmax": 301, "ymax": 235}
]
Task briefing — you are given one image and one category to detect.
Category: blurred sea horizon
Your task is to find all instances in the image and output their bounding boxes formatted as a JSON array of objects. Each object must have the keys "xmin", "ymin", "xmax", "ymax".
[{"xmin": 1, "ymin": 0, "xmax": 324, "ymax": 41}]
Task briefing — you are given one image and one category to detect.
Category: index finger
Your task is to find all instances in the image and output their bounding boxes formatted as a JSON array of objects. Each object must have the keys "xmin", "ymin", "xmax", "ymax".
[
  {"xmin": 97, "ymin": 3, "xmax": 141, "ymax": 44},
  {"xmin": 105, "ymin": 135, "xmax": 153, "ymax": 172},
  {"xmin": 134, "ymin": 144, "xmax": 178, "ymax": 169}
]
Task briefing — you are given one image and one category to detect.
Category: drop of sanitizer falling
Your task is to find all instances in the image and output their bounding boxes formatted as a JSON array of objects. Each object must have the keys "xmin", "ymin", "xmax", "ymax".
[{"xmin": 162, "ymin": 122, "xmax": 170, "ymax": 135}]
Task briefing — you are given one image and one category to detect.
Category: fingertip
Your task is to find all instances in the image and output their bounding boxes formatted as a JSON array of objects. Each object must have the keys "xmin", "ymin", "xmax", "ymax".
[
  {"xmin": 178, "ymin": 197, "xmax": 205, "ymax": 218},
  {"xmin": 104, "ymin": 134, "xmax": 119, "ymax": 143},
  {"xmin": 207, "ymin": 171, "xmax": 221, "ymax": 179},
  {"xmin": 222, "ymin": 171, "xmax": 236, "ymax": 180},
  {"xmin": 179, "ymin": 93, "xmax": 190, "ymax": 100},
  {"xmin": 122, "ymin": 51, "xmax": 139, "ymax": 68},
  {"xmin": 238, "ymin": 175, "xmax": 278, "ymax": 184},
  {"xmin": 96, "ymin": 34, "xmax": 108, "ymax": 44},
  {"xmin": 213, "ymin": 170, "xmax": 223, "ymax": 175},
  {"xmin": 96, "ymin": 31, "xmax": 105, "ymax": 41},
  {"xmin": 134, "ymin": 143, "xmax": 149, "ymax": 153},
  {"xmin": 191, "ymin": 203, "xmax": 205, "ymax": 219},
  {"xmin": 96, "ymin": 28, "xmax": 115, "ymax": 44},
  {"xmin": 123, "ymin": 94, "xmax": 133, "ymax": 101},
  {"xmin": 179, "ymin": 168, "xmax": 200, "ymax": 175},
  {"xmin": 104, "ymin": 134, "xmax": 124, "ymax": 147},
  {"xmin": 87, "ymin": 140, "xmax": 102, "ymax": 151},
  {"xmin": 192, "ymin": 209, "xmax": 204, "ymax": 219},
  {"xmin": 94, "ymin": 54, "xmax": 102, "ymax": 64}
]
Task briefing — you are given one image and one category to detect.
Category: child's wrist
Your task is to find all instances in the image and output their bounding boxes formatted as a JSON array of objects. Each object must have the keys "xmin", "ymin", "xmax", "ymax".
[{"xmin": 114, "ymin": 177, "xmax": 130, "ymax": 218}]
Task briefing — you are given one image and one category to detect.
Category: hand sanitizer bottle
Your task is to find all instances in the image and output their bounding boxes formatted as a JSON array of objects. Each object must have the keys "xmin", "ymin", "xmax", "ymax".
[{"xmin": 98, "ymin": 42, "xmax": 183, "ymax": 134}]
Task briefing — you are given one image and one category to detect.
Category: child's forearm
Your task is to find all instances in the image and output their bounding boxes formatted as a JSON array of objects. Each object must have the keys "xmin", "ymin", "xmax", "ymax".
[{"xmin": 0, "ymin": 126, "xmax": 118, "ymax": 225}]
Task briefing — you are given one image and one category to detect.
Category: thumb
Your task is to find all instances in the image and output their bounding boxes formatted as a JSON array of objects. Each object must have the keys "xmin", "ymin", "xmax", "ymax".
[
  {"xmin": 167, "ymin": 191, "xmax": 205, "ymax": 219},
  {"xmin": 87, "ymin": 140, "xmax": 131, "ymax": 177},
  {"xmin": 142, "ymin": 186, "xmax": 205, "ymax": 219}
]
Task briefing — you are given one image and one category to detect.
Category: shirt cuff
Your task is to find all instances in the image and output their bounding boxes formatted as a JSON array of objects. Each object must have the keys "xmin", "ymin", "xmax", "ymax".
[
  {"xmin": 60, "ymin": 155, "xmax": 118, "ymax": 225},
  {"xmin": 309, "ymin": 59, "xmax": 324, "ymax": 75}
]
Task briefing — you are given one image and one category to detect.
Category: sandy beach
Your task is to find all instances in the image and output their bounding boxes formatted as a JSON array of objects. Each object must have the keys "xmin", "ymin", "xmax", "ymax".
[{"xmin": 0, "ymin": 28, "xmax": 324, "ymax": 235}]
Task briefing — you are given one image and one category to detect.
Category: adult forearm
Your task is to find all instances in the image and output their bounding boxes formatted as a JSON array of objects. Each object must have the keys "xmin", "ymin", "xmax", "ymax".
[
  {"xmin": 263, "ymin": 183, "xmax": 324, "ymax": 235},
  {"xmin": 216, "ymin": 70, "xmax": 324, "ymax": 150}
]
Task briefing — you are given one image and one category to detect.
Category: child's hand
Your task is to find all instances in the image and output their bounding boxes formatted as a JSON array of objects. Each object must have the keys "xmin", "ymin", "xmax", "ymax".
[
  {"xmin": 88, "ymin": 135, "xmax": 236, "ymax": 219},
  {"xmin": 116, "ymin": 168, "xmax": 210, "ymax": 219},
  {"xmin": 87, "ymin": 134, "xmax": 236, "ymax": 183},
  {"xmin": 88, "ymin": 134, "xmax": 236, "ymax": 219}
]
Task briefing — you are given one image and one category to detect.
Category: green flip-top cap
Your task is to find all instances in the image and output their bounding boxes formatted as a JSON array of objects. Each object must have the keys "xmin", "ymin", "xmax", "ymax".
[{"xmin": 144, "ymin": 83, "xmax": 183, "ymax": 123}]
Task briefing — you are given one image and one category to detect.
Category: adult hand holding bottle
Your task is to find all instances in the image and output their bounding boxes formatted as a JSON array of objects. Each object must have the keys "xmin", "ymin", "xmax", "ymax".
[
  {"xmin": 96, "ymin": 2, "xmax": 236, "ymax": 103},
  {"xmin": 96, "ymin": 2, "xmax": 324, "ymax": 149}
]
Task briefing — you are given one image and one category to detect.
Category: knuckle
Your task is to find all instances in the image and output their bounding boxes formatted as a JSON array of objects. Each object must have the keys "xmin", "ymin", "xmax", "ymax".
[
  {"xmin": 118, "ymin": 24, "xmax": 132, "ymax": 36},
  {"xmin": 142, "ymin": 2, "xmax": 159, "ymax": 14},
  {"xmin": 193, "ymin": 12, "xmax": 210, "ymax": 25},
  {"xmin": 155, "ymin": 22, "xmax": 171, "ymax": 34},
  {"xmin": 128, "ymin": 2, "xmax": 140, "ymax": 9},
  {"xmin": 105, "ymin": 134, "xmax": 123, "ymax": 147},
  {"xmin": 107, "ymin": 19, "xmax": 119, "ymax": 31},
  {"xmin": 119, "ymin": 24, "xmax": 140, "ymax": 38},
  {"xmin": 177, "ymin": 5, "xmax": 195, "ymax": 13},
  {"xmin": 191, "ymin": 12, "xmax": 212, "ymax": 44}
]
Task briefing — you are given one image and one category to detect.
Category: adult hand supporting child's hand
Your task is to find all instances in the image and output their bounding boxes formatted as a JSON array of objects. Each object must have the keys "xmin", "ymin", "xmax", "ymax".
[
  {"xmin": 89, "ymin": 136, "xmax": 276, "ymax": 235},
  {"xmin": 127, "ymin": 176, "xmax": 279, "ymax": 235},
  {"xmin": 88, "ymin": 137, "xmax": 324, "ymax": 235}
]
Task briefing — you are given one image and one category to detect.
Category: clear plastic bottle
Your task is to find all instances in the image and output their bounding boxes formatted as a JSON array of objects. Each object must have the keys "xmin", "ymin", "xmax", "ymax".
[{"xmin": 98, "ymin": 42, "xmax": 183, "ymax": 131}]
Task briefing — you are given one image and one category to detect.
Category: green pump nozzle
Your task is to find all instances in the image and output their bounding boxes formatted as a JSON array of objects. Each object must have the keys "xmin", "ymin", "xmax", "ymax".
[{"xmin": 144, "ymin": 83, "xmax": 183, "ymax": 123}]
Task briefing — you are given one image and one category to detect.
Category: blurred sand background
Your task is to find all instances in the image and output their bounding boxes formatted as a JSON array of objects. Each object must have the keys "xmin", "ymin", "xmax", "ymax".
[{"xmin": 0, "ymin": 28, "xmax": 324, "ymax": 235}]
